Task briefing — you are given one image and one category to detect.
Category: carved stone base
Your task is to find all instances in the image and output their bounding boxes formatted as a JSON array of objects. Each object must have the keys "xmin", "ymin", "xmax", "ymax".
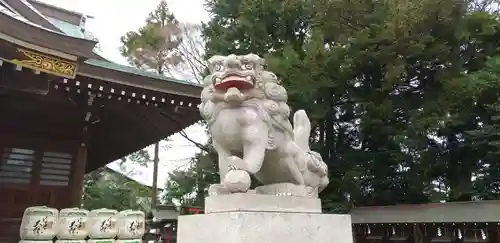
[
  {"xmin": 255, "ymin": 183, "xmax": 315, "ymax": 197},
  {"xmin": 177, "ymin": 212, "xmax": 353, "ymax": 243},
  {"xmin": 209, "ymin": 182, "xmax": 318, "ymax": 197},
  {"xmin": 205, "ymin": 193, "xmax": 322, "ymax": 214}
]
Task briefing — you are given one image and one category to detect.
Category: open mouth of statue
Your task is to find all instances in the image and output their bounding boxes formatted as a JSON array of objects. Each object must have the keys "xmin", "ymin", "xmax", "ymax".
[{"xmin": 214, "ymin": 75, "xmax": 254, "ymax": 91}]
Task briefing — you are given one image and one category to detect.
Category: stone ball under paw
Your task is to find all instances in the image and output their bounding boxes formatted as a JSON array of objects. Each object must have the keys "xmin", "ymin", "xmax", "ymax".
[{"xmin": 223, "ymin": 170, "xmax": 251, "ymax": 193}]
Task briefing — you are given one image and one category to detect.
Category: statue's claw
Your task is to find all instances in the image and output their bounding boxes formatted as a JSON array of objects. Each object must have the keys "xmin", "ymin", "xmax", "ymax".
[
  {"xmin": 227, "ymin": 156, "xmax": 246, "ymax": 171},
  {"xmin": 227, "ymin": 164, "xmax": 238, "ymax": 171}
]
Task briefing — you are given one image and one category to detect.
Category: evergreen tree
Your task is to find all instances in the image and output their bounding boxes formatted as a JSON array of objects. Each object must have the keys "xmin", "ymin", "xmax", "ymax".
[
  {"xmin": 120, "ymin": 0, "xmax": 182, "ymax": 207},
  {"xmin": 120, "ymin": 0, "xmax": 183, "ymax": 75},
  {"xmin": 464, "ymin": 56, "xmax": 500, "ymax": 199},
  {"xmin": 202, "ymin": 0, "xmax": 500, "ymax": 209}
]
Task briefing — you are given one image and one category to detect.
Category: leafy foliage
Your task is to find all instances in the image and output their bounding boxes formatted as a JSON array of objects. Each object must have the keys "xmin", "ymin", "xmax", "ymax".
[
  {"xmin": 465, "ymin": 56, "xmax": 500, "ymax": 200},
  {"xmin": 120, "ymin": 0, "xmax": 183, "ymax": 75},
  {"xmin": 82, "ymin": 168, "xmax": 153, "ymax": 212},
  {"xmin": 162, "ymin": 151, "xmax": 219, "ymax": 207}
]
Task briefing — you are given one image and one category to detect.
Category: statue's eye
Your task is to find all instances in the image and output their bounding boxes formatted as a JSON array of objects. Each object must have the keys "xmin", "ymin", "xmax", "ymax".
[
  {"xmin": 214, "ymin": 64, "xmax": 223, "ymax": 71},
  {"xmin": 241, "ymin": 63, "xmax": 253, "ymax": 70}
]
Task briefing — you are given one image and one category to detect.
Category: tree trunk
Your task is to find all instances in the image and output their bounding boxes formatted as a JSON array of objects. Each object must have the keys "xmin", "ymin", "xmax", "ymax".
[
  {"xmin": 151, "ymin": 142, "xmax": 160, "ymax": 208},
  {"xmin": 196, "ymin": 162, "xmax": 203, "ymax": 207},
  {"xmin": 152, "ymin": 67, "xmax": 163, "ymax": 209}
]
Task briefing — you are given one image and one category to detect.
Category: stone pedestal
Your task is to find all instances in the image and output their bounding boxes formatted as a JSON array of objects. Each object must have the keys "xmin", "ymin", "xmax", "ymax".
[
  {"xmin": 177, "ymin": 194, "xmax": 353, "ymax": 243},
  {"xmin": 205, "ymin": 193, "xmax": 322, "ymax": 213}
]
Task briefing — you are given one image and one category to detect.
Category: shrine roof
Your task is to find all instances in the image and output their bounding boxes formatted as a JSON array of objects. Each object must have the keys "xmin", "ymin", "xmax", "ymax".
[
  {"xmin": 0, "ymin": 0, "xmax": 202, "ymax": 93},
  {"xmin": 46, "ymin": 16, "xmax": 92, "ymax": 40},
  {"xmin": 350, "ymin": 200, "xmax": 500, "ymax": 223},
  {"xmin": 0, "ymin": 0, "xmax": 202, "ymax": 171}
]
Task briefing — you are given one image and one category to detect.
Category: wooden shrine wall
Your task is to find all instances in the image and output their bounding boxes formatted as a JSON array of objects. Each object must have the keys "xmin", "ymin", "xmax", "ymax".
[
  {"xmin": 0, "ymin": 129, "xmax": 85, "ymax": 242},
  {"xmin": 0, "ymin": 125, "xmax": 86, "ymax": 208}
]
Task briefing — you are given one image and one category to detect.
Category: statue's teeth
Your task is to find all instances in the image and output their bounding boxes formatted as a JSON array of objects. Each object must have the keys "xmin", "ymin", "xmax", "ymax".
[
  {"xmin": 245, "ymin": 76, "xmax": 252, "ymax": 81},
  {"xmin": 216, "ymin": 78, "xmax": 221, "ymax": 83}
]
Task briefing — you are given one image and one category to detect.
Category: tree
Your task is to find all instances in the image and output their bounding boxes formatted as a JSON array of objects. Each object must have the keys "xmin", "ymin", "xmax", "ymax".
[
  {"xmin": 120, "ymin": 0, "xmax": 183, "ymax": 76},
  {"xmin": 120, "ymin": 1, "xmax": 213, "ymax": 209},
  {"xmin": 120, "ymin": 0, "xmax": 184, "ymax": 207},
  {"xmin": 202, "ymin": 0, "xmax": 500, "ymax": 210},
  {"xmin": 463, "ymin": 56, "xmax": 500, "ymax": 200},
  {"xmin": 120, "ymin": 4, "xmax": 207, "ymax": 82}
]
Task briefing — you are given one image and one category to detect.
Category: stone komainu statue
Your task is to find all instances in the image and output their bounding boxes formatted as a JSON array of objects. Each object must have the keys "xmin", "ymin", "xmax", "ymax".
[{"xmin": 199, "ymin": 54, "xmax": 329, "ymax": 197}]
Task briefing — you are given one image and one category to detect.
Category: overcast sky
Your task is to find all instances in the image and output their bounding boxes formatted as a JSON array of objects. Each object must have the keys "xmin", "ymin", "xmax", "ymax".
[{"xmin": 37, "ymin": 0, "xmax": 210, "ymax": 187}]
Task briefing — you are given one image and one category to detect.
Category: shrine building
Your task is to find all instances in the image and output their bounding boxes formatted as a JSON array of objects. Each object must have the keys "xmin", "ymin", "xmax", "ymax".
[
  {"xmin": 351, "ymin": 200, "xmax": 500, "ymax": 243},
  {"xmin": 0, "ymin": 0, "xmax": 201, "ymax": 241}
]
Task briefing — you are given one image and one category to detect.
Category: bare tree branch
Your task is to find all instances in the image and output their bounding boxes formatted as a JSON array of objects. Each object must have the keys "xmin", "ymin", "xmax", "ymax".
[{"xmin": 174, "ymin": 23, "xmax": 208, "ymax": 83}]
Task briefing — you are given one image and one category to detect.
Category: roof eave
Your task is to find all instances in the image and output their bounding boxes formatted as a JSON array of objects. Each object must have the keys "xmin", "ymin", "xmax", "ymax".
[
  {"xmin": 3, "ymin": 0, "xmax": 62, "ymax": 32},
  {"xmin": 78, "ymin": 61, "xmax": 202, "ymax": 99},
  {"xmin": 27, "ymin": 0, "xmax": 85, "ymax": 20},
  {"xmin": 350, "ymin": 200, "xmax": 500, "ymax": 223},
  {"xmin": 0, "ymin": 12, "xmax": 98, "ymax": 59}
]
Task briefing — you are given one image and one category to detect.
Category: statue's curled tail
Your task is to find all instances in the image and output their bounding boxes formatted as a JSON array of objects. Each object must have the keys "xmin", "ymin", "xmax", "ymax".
[
  {"xmin": 293, "ymin": 110, "xmax": 311, "ymax": 152},
  {"xmin": 293, "ymin": 109, "xmax": 329, "ymax": 194}
]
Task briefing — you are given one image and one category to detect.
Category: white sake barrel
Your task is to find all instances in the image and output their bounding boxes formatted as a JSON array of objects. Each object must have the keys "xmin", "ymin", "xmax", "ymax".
[
  {"xmin": 57, "ymin": 208, "xmax": 89, "ymax": 240},
  {"xmin": 19, "ymin": 240, "xmax": 53, "ymax": 243},
  {"xmin": 55, "ymin": 240, "xmax": 87, "ymax": 243},
  {"xmin": 115, "ymin": 239, "xmax": 141, "ymax": 243},
  {"xmin": 88, "ymin": 208, "xmax": 118, "ymax": 239},
  {"xmin": 19, "ymin": 206, "xmax": 58, "ymax": 240},
  {"xmin": 116, "ymin": 210, "xmax": 145, "ymax": 239},
  {"xmin": 87, "ymin": 239, "xmax": 115, "ymax": 243}
]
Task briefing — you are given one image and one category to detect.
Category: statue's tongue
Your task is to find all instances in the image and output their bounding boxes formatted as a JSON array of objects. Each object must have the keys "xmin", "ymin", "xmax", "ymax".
[
  {"xmin": 215, "ymin": 75, "xmax": 253, "ymax": 91},
  {"xmin": 216, "ymin": 80, "xmax": 252, "ymax": 90}
]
